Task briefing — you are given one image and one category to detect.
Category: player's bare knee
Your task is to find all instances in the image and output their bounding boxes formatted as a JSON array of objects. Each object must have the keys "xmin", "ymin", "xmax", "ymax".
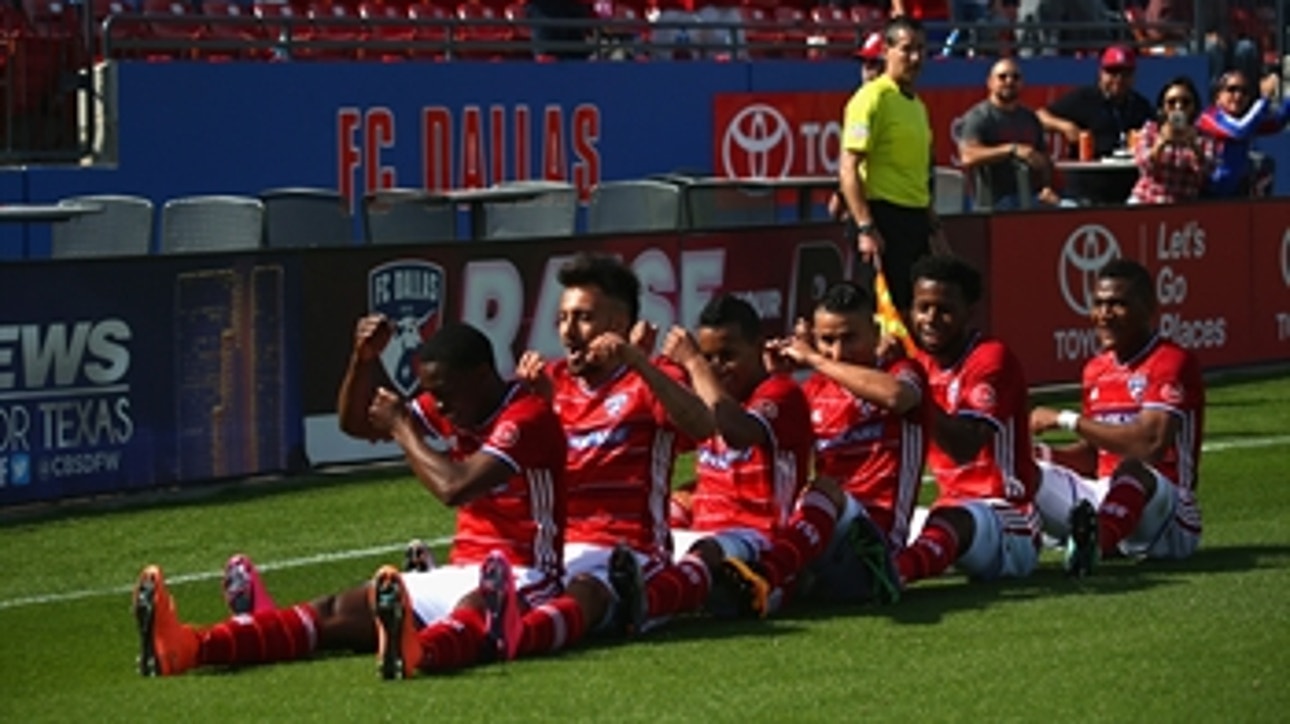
[
  {"xmin": 689, "ymin": 538, "xmax": 724, "ymax": 573},
  {"xmin": 566, "ymin": 574, "xmax": 611, "ymax": 623},
  {"xmin": 931, "ymin": 506, "xmax": 975, "ymax": 549}
]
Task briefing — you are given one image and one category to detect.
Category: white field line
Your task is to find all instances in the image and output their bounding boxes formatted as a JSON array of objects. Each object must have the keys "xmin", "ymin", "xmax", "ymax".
[
  {"xmin": 0, "ymin": 537, "xmax": 450, "ymax": 611},
  {"xmin": 5, "ymin": 433, "xmax": 1290, "ymax": 612}
]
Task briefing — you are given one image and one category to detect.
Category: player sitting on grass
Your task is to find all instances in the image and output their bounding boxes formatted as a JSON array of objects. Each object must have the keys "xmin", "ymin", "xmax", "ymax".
[
  {"xmin": 896, "ymin": 256, "xmax": 1042, "ymax": 589},
  {"xmin": 754, "ymin": 281, "xmax": 931, "ymax": 607},
  {"xmin": 1030, "ymin": 259, "xmax": 1205, "ymax": 577},
  {"xmin": 613, "ymin": 294, "xmax": 822, "ymax": 622},
  {"xmin": 435, "ymin": 253, "xmax": 719, "ymax": 662},
  {"xmin": 132, "ymin": 322, "xmax": 568, "ymax": 679}
]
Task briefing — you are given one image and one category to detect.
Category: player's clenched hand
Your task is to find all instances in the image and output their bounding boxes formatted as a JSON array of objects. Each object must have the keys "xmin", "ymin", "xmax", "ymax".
[
  {"xmin": 660, "ymin": 326, "xmax": 701, "ymax": 368},
  {"xmin": 769, "ymin": 334, "xmax": 815, "ymax": 367},
  {"xmin": 354, "ymin": 314, "xmax": 392, "ymax": 361},
  {"xmin": 857, "ymin": 227, "xmax": 884, "ymax": 265},
  {"xmin": 516, "ymin": 350, "xmax": 553, "ymax": 401},
  {"xmin": 368, "ymin": 387, "xmax": 405, "ymax": 433},
  {"xmin": 586, "ymin": 331, "xmax": 640, "ymax": 368},
  {"xmin": 1029, "ymin": 406, "xmax": 1060, "ymax": 434},
  {"xmin": 629, "ymin": 319, "xmax": 659, "ymax": 355}
]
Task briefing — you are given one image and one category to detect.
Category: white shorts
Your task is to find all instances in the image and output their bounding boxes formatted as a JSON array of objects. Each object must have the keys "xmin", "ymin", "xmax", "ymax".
[
  {"xmin": 402, "ymin": 564, "xmax": 548, "ymax": 625},
  {"xmin": 670, "ymin": 527, "xmax": 771, "ymax": 564},
  {"xmin": 948, "ymin": 499, "xmax": 1041, "ymax": 581},
  {"xmin": 1035, "ymin": 461, "xmax": 1202, "ymax": 560},
  {"xmin": 563, "ymin": 543, "xmax": 672, "ymax": 632}
]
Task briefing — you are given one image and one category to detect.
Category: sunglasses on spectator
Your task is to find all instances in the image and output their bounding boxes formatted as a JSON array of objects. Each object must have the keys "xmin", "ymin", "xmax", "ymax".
[
  {"xmin": 1164, "ymin": 96, "xmax": 1194, "ymax": 108},
  {"xmin": 1103, "ymin": 66, "xmax": 1133, "ymax": 76},
  {"xmin": 995, "ymin": 72, "xmax": 1021, "ymax": 80}
]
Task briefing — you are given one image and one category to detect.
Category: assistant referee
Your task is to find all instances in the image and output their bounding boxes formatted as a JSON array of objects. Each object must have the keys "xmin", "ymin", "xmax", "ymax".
[{"xmin": 838, "ymin": 15, "xmax": 947, "ymax": 312}]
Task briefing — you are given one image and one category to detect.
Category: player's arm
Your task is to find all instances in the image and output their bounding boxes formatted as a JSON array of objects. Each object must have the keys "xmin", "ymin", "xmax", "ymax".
[
  {"xmin": 373, "ymin": 387, "xmax": 513, "ymax": 507},
  {"xmin": 666, "ymin": 326, "xmax": 767, "ymax": 449},
  {"xmin": 516, "ymin": 350, "xmax": 554, "ymax": 403},
  {"xmin": 1030, "ymin": 405, "xmax": 1099, "ymax": 474},
  {"xmin": 1042, "ymin": 405, "xmax": 1179, "ymax": 464},
  {"xmin": 337, "ymin": 314, "xmax": 393, "ymax": 441},
  {"xmin": 591, "ymin": 329, "xmax": 717, "ymax": 442},
  {"xmin": 929, "ymin": 406, "xmax": 995, "ymax": 465},
  {"xmin": 780, "ymin": 337, "xmax": 919, "ymax": 415}
]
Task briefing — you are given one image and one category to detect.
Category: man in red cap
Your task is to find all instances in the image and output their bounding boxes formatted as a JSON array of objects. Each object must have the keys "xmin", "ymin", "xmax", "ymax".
[
  {"xmin": 1037, "ymin": 45, "xmax": 1153, "ymax": 203},
  {"xmin": 856, "ymin": 31, "xmax": 886, "ymax": 85}
]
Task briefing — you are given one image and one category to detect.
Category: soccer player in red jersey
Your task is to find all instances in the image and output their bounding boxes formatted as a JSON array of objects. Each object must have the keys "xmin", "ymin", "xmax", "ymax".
[
  {"xmin": 650, "ymin": 295, "xmax": 817, "ymax": 618},
  {"xmin": 508, "ymin": 253, "xmax": 719, "ymax": 650},
  {"xmin": 767, "ymin": 281, "xmax": 931, "ymax": 605},
  {"xmin": 898, "ymin": 256, "xmax": 1042, "ymax": 588},
  {"xmin": 1030, "ymin": 259, "xmax": 1205, "ymax": 577},
  {"xmin": 131, "ymin": 322, "xmax": 567, "ymax": 679}
]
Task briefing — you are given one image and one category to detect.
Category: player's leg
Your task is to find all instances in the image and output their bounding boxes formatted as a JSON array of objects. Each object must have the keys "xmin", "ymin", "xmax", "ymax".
[
  {"xmin": 511, "ymin": 543, "xmax": 611, "ymax": 659},
  {"xmin": 1100, "ymin": 460, "xmax": 1200, "ymax": 561},
  {"xmin": 372, "ymin": 564, "xmax": 503, "ymax": 678},
  {"xmin": 133, "ymin": 563, "xmax": 365, "ymax": 677},
  {"xmin": 1033, "ymin": 460, "xmax": 1105, "ymax": 541},
  {"xmin": 897, "ymin": 505, "xmax": 968, "ymax": 586},
  {"xmin": 950, "ymin": 500, "xmax": 1041, "ymax": 581},
  {"xmin": 719, "ymin": 479, "xmax": 845, "ymax": 616}
]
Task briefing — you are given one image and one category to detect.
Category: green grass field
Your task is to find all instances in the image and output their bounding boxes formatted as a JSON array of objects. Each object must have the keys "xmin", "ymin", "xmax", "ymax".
[{"xmin": 2, "ymin": 374, "xmax": 1289, "ymax": 721}]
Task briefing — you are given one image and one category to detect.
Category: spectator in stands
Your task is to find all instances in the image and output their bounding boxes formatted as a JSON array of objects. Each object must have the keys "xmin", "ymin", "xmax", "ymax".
[
  {"xmin": 528, "ymin": 0, "xmax": 592, "ymax": 60},
  {"xmin": 838, "ymin": 15, "xmax": 950, "ymax": 314},
  {"xmin": 1142, "ymin": 0, "xmax": 1261, "ymax": 85},
  {"xmin": 857, "ymin": 30, "xmax": 885, "ymax": 84},
  {"xmin": 1127, "ymin": 76, "xmax": 1217, "ymax": 204},
  {"xmin": 957, "ymin": 58, "xmax": 1065, "ymax": 209},
  {"xmin": 1038, "ymin": 45, "xmax": 1153, "ymax": 203},
  {"xmin": 1016, "ymin": 0, "xmax": 1107, "ymax": 56},
  {"xmin": 1197, "ymin": 70, "xmax": 1290, "ymax": 198}
]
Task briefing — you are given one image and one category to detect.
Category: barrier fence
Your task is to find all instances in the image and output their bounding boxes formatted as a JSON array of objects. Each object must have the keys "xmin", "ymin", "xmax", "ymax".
[{"xmin": 1, "ymin": 196, "xmax": 1288, "ymax": 506}]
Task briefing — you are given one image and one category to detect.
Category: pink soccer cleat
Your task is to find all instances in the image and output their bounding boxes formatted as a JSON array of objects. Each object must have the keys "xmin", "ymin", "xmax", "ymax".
[{"xmin": 223, "ymin": 554, "xmax": 277, "ymax": 616}]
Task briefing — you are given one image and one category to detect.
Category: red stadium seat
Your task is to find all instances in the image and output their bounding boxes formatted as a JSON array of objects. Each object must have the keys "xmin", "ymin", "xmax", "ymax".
[
  {"xmin": 359, "ymin": 0, "xmax": 414, "ymax": 61},
  {"xmin": 201, "ymin": 0, "xmax": 274, "ymax": 60},
  {"xmin": 455, "ymin": 1, "xmax": 512, "ymax": 59},
  {"xmin": 303, "ymin": 0, "xmax": 365, "ymax": 59},
  {"xmin": 23, "ymin": 0, "xmax": 79, "ymax": 37},
  {"xmin": 738, "ymin": 4, "xmax": 781, "ymax": 59},
  {"xmin": 254, "ymin": 1, "xmax": 311, "ymax": 59},
  {"xmin": 406, "ymin": 2, "xmax": 450, "ymax": 60},
  {"xmin": 807, "ymin": 5, "xmax": 855, "ymax": 60},
  {"xmin": 135, "ymin": 0, "xmax": 206, "ymax": 60}
]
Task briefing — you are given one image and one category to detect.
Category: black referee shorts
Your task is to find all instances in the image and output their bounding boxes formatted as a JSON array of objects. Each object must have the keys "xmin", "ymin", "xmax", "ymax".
[{"xmin": 845, "ymin": 199, "xmax": 932, "ymax": 312}]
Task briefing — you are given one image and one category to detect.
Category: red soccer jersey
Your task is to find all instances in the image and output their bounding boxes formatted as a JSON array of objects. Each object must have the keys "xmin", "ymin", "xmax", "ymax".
[
  {"xmin": 407, "ymin": 383, "xmax": 567, "ymax": 579},
  {"xmin": 690, "ymin": 372, "xmax": 814, "ymax": 533},
  {"xmin": 918, "ymin": 334, "xmax": 1037, "ymax": 506},
  {"xmin": 549, "ymin": 359, "xmax": 688, "ymax": 554},
  {"xmin": 804, "ymin": 357, "xmax": 930, "ymax": 546},
  {"xmin": 1082, "ymin": 334, "xmax": 1205, "ymax": 489}
]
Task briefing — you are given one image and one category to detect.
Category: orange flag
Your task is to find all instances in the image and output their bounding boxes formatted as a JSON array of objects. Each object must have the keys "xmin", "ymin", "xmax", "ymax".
[{"xmin": 873, "ymin": 265, "xmax": 918, "ymax": 358}]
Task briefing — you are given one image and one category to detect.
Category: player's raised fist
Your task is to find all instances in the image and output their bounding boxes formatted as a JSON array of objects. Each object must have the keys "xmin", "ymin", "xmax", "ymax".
[
  {"xmin": 354, "ymin": 314, "xmax": 392, "ymax": 361},
  {"xmin": 367, "ymin": 387, "xmax": 404, "ymax": 432},
  {"xmin": 660, "ymin": 326, "xmax": 701, "ymax": 368}
]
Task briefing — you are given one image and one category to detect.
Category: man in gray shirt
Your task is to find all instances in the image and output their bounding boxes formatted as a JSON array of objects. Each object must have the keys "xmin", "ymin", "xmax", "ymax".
[{"xmin": 957, "ymin": 58, "xmax": 1061, "ymax": 210}]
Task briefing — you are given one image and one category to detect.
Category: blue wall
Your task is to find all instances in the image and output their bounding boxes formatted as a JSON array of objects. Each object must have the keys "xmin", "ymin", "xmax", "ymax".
[{"xmin": 0, "ymin": 54, "xmax": 1221, "ymax": 258}]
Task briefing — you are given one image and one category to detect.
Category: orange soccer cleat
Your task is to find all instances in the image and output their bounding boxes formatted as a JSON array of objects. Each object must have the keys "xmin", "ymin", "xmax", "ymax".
[
  {"xmin": 133, "ymin": 565, "xmax": 200, "ymax": 676},
  {"xmin": 371, "ymin": 565, "xmax": 423, "ymax": 680}
]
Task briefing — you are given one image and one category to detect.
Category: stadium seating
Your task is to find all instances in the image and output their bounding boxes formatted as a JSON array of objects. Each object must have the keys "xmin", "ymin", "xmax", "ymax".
[
  {"xmin": 362, "ymin": 187, "xmax": 456, "ymax": 245},
  {"xmin": 199, "ymin": 0, "xmax": 273, "ymax": 61},
  {"xmin": 260, "ymin": 187, "xmax": 354, "ymax": 248},
  {"xmin": 587, "ymin": 179, "xmax": 682, "ymax": 233},
  {"xmin": 405, "ymin": 1, "xmax": 450, "ymax": 60},
  {"xmin": 161, "ymin": 194, "xmax": 265, "ymax": 253},
  {"xmin": 50, "ymin": 194, "xmax": 154, "ymax": 257}
]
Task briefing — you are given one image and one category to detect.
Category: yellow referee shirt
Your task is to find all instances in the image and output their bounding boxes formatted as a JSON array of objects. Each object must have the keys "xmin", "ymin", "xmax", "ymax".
[{"xmin": 842, "ymin": 75, "xmax": 932, "ymax": 209}]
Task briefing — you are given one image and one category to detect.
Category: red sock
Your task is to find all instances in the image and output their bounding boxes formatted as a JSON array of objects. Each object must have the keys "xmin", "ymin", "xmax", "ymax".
[
  {"xmin": 760, "ymin": 490, "xmax": 838, "ymax": 590},
  {"xmin": 198, "ymin": 604, "xmax": 319, "ymax": 666},
  {"xmin": 896, "ymin": 518, "xmax": 959, "ymax": 585},
  {"xmin": 416, "ymin": 607, "xmax": 487, "ymax": 672},
  {"xmin": 645, "ymin": 555, "xmax": 710, "ymax": 618},
  {"xmin": 1099, "ymin": 475, "xmax": 1148, "ymax": 555},
  {"xmin": 516, "ymin": 596, "xmax": 585, "ymax": 658}
]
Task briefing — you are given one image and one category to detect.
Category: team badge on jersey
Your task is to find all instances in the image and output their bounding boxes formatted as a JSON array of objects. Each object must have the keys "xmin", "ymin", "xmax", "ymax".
[
  {"xmin": 1128, "ymin": 374, "xmax": 1147, "ymax": 403},
  {"xmin": 368, "ymin": 260, "xmax": 446, "ymax": 396},
  {"xmin": 604, "ymin": 392, "xmax": 628, "ymax": 419},
  {"xmin": 968, "ymin": 382, "xmax": 996, "ymax": 411},
  {"xmin": 491, "ymin": 420, "xmax": 520, "ymax": 449}
]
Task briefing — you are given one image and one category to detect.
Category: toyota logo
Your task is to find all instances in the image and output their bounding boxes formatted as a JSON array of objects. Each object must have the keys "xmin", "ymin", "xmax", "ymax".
[
  {"xmin": 1282, "ymin": 228, "xmax": 1290, "ymax": 287},
  {"xmin": 1059, "ymin": 224, "xmax": 1121, "ymax": 317},
  {"xmin": 721, "ymin": 103, "xmax": 793, "ymax": 179}
]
